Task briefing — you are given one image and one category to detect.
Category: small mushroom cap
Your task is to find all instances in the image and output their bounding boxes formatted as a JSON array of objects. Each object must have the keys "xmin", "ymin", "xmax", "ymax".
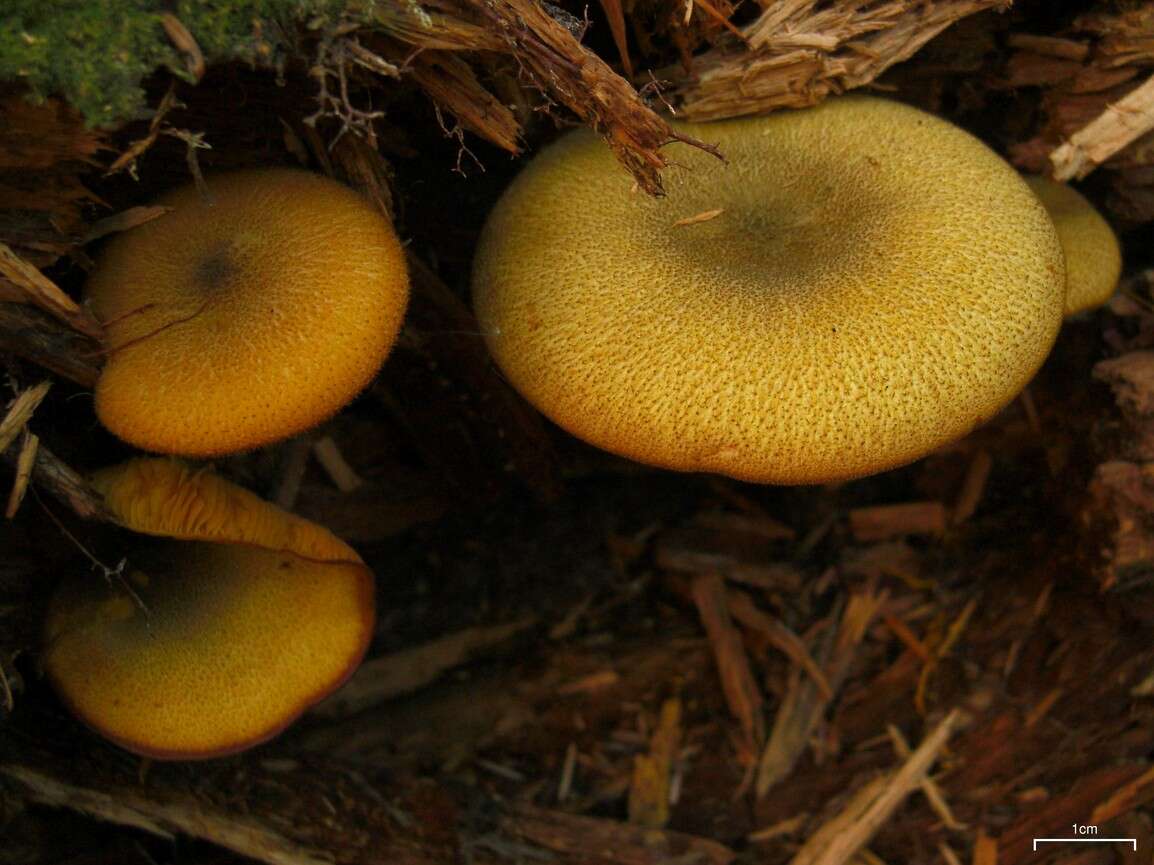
[
  {"xmin": 473, "ymin": 97, "xmax": 1066, "ymax": 484},
  {"xmin": 1024, "ymin": 175, "xmax": 1122, "ymax": 316},
  {"xmin": 88, "ymin": 168, "xmax": 409, "ymax": 457},
  {"xmin": 44, "ymin": 540, "xmax": 373, "ymax": 759},
  {"xmin": 90, "ymin": 457, "xmax": 360, "ymax": 564}
]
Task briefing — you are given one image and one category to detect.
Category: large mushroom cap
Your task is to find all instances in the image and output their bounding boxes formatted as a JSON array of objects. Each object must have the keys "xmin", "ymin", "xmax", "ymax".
[
  {"xmin": 43, "ymin": 459, "xmax": 374, "ymax": 759},
  {"xmin": 88, "ymin": 168, "xmax": 409, "ymax": 457},
  {"xmin": 1024, "ymin": 175, "xmax": 1122, "ymax": 316},
  {"xmin": 44, "ymin": 541, "xmax": 373, "ymax": 759},
  {"xmin": 473, "ymin": 97, "xmax": 1066, "ymax": 484}
]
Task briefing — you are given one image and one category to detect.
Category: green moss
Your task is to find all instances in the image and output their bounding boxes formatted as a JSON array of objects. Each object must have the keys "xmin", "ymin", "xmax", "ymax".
[{"xmin": 0, "ymin": 0, "xmax": 360, "ymax": 127}]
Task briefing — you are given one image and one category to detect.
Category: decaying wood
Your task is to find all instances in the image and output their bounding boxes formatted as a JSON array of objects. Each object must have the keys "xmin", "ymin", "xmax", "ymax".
[
  {"xmin": 670, "ymin": 0, "xmax": 1009, "ymax": 121},
  {"xmin": 1051, "ymin": 72, "xmax": 1154, "ymax": 180},
  {"xmin": 5, "ymin": 428, "xmax": 37, "ymax": 518},
  {"xmin": 952, "ymin": 450, "xmax": 993, "ymax": 526},
  {"xmin": 0, "ymin": 303, "xmax": 101, "ymax": 387},
  {"xmin": 0, "ymin": 442, "xmax": 112, "ymax": 523},
  {"xmin": 757, "ymin": 589, "xmax": 886, "ymax": 798},
  {"xmin": 383, "ymin": 0, "xmax": 719, "ymax": 195},
  {"xmin": 0, "ymin": 380, "xmax": 51, "ymax": 457},
  {"xmin": 505, "ymin": 806, "xmax": 735, "ymax": 865},
  {"xmin": 2, "ymin": 764, "xmax": 332, "ymax": 865},
  {"xmin": 787, "ymin": 711, "xmax": 958, "ymax": 865},
  {"xmin": 312, "ymin": 616, "xmax": 538, "ymax": 719},
  {"xmin": 849, "ymin": 501, "xmax": 948, "ymax": 543},
  {"xmin": 1086, "ymin": 460, "xmax": 1154, "ymax": 590},
  {"xmin": 691, "ymin": 573, "xmax": 765, "ymax": 748},
  {"xmin": 0, "ymin": 737, "xmax": 462, "ymax": 865},
  {"xmin": 0, "ymin": 242, "xmax": 102, "ymax": 340},
  {"xmin": 627, "ymin": 697, "xmax": 681, "ymax": 828}
]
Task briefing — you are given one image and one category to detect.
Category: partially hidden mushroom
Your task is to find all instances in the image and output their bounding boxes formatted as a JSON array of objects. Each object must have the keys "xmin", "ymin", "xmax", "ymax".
[
  {"xmin": 88, "ymin": 168, "xmax": 409, "ymax": 457},
  {"xmin": 473, "ymin": 97, "xmax": 1066, "ymax": 485},
  {"xmin": 1024, "ymin": 175, "xmax": 1122, "ymax": 317},
  {"xmin": 43, "ymin": 458, "xmax": 374, "ymax": 759}
]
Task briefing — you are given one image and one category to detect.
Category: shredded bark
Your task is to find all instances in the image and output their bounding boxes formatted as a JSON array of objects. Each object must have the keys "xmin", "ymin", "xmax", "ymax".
[{"xmin": 668, "ymin": 0, "xmax": 1009, "ymax": 121}]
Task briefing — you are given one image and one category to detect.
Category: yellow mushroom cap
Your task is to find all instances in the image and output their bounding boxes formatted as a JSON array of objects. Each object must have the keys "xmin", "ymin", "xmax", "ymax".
[
  {"xmin": 88, "ymin": 168, "xmax": 409, "ymax": 457},
  {"xmin": 1024, "ymin": 175, "xmax": 1122, "ymax": 317},
  {"xmin": 44, "ymin": 459, "xmax": 373, "ymax": 759},
  {"xmin": 90, "ymin": 457, "xmax": 361, "ymax": 564},
  {"xmin": 473, "ymin": 97, "xmax": 1066, "ymax": 484},
  {"xmin": 44, "ymin": 541, "xmax": 373, "ymax": 759}
]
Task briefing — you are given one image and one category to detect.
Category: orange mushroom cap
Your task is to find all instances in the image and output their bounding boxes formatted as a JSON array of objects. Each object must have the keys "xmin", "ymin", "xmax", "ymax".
[
  {"xmin": 473, "ymin": 97, "xmax": 1065, "ymax": 484},
  {"xmin": 1025, "ymin": 175, "xmax": 1122, "ymax": 316},
  {"xmin": 43, "ymin": 459, "xmax": 374, "ymax": 759},
  {"xmin": 88, "ymin": 168, "xmax": 409, "ymax": 457}
]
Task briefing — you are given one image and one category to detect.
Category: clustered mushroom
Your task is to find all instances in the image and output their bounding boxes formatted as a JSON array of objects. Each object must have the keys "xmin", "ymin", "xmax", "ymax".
[
  {"xmin": 45, "ymin": 167, "xmax": 406, "ymax": 758},
  {"xmin": 49, "ymin": 96, "xmax": 1124, "ymax": 758},
  {"xmin": 1024, "ymin": 175, "xmax": 1122, "ymax": 317},
  {"xmin": 88, "ymin": 168, "xmax": 410, "ymax": 457},
  {"xmin": 473, "ymin": 96, "xmax": 1080, "ymax": 484},
  {"xmin": 44, "ymin": 458, "xmax": 374, "ymax": 759}
]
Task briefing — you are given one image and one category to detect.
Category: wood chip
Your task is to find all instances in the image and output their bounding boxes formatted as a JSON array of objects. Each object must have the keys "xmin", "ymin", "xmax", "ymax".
[
  {"xmin": 757, "ymin": 589, "xmax": 886, "ymax": 797},
  {"xmin": 558, "ymin": 669, "xmax": 622, "ymax": 695},
  {"xmin": 972, "ymin": 830, "xmax": 998, "ymax": 865},
  {"xmin": 691, "ymin": 574, "xmax": 764, "ymax": 747},
  {"xmin": 628, "ymin": 698, "xmax": 681, "ymax": 828},
  {"xmin": 887, "ymin": 724, "xmax": 964, "ymax": 831},
  {"xmin": 1051, "ymin": 72, "xmax": 1154, "ymax": 181},
  {"xmin": 81, "ymin": 205, "xmax": 171, "ymax": 244},
  {"xmin": 0, "ymin": 380, "xmax": 50, "ymax": 456},
  {"xmin": 0, "ymin": 243, "xmax": 102, "ymax": 338},
  {"xmin": 313, "ymin": 435, "xmax": 365, "ymax": 493},
  {"xmin": 312, "ymin": 616, "xmax": 537, "ymax": 718},
  {"xmin": 507, "ymin": 806, "xmax": 735, "ymax": 865},
  {"xmin": 5, "ymin": 429, "xmax": 38, "ymax": 518},
  {"xmin": 674, "ymin": 208, "xmax": 725, "ymax": 227},
  {"xmin": 952, "ymin": 450, "xmax": 993, "ymax": 526},
  {"xmin": 787, "ymin": 710, "xmax": 958, "ymax": 865},
  {"xmin": 728, "ymin": 589, "xmax": 832, "ymax": 700},
  {"xmin": 672, "ymin": 0, "xmax": 1007, "ymax": 121},
  {"xmin": 1006, "ymin": 34, "xmax": 1090, "ymax": 61},
  {"xmin": 849, "ymin": 502, "xmax": 948, "ymax": 542}
]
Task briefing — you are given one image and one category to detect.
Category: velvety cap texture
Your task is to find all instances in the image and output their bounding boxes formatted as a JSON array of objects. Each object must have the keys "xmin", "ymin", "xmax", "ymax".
[
  {"xmin": 44, "ymin": 458, "xmax": 373, "ymax": 759},
  {"xmin": 473, "ymin": 97, "xmax": 1066, "ymax": 484},
  {"xmin": 88, "ymin": 168, "xmax": 409, "ymax": 457},
  {"xmin": 44, "ymin": 541, "xmax": 374, "ymax": 759}
]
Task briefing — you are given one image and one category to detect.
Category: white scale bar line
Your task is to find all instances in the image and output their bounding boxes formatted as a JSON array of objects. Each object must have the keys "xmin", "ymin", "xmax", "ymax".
[{"xmin": 1033, "ymin": 838, "xmax": 1137, "ymax": 851}]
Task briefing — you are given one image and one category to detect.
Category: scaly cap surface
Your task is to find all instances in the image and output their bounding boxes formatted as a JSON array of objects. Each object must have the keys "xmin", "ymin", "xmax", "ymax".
[
  {"xmin": 473, "ymin": 97, "xmax": 1066, "ymax": 484},
  {"xmin": 89, "ymin": 168, "xmax": 409, "ymax": 457}
]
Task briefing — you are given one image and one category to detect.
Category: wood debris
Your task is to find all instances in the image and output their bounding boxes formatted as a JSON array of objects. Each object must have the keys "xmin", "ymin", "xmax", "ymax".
[
  {"xmin": 0, "ymin": 380, "xmax": 51, "ymax": 458},
  {"xmin": 381, "ymin": 0, "xmax": 719, "ymax": 195},
  {"xmin": 1051, "ymin": 72, "xmax": 1154, "ymax": 180},
  {"xmin": 692, "ymin": 573, "xmax": 764, "ymax": 748},
  {"xmin": 312, "ymin": 616, "xmax": 538, "ymax": 719},
  {"xmin": 0, "ymin": 242, "xmax": 103, "ymax": 340},
  {"xmin": 669, "ymin": 0, "xmax": 1009, "ymax": 121},
  {"xmin": 757, "ymin": 589, "xmax": 886, "ymax": 797},
  {"xmin": 788, "ymin": 711, "xmax": 958, "ymax": 865},
  {"xmin": 627, "ymin": 698, "xmax": 682, "ymax": 828},
  {"xmin": 849, "ymin": 502, "xmax": 948, "ymax": 542}
]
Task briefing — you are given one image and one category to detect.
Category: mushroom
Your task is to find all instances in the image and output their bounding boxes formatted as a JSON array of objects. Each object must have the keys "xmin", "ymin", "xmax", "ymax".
[
  {"xmin": 88, "ymin": 168, "xmax": 409, "ymax": 457},
  {"xmin": 1024, "ymin": 175, "xmax": 1122, "ymax": 316},
  {"xmin": 473, "ymin": 97, "xmax": 1066, "ymax": 484},
  {"xmin": 43, "ymin": 458, "xmax": 374, "ymax": 759}
]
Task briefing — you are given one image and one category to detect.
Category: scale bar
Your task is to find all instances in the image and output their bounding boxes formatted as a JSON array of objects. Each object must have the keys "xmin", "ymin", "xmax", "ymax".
[{"xmin": 1033, "ymin": 838, "xmax": 1137, "ymax": 851}]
